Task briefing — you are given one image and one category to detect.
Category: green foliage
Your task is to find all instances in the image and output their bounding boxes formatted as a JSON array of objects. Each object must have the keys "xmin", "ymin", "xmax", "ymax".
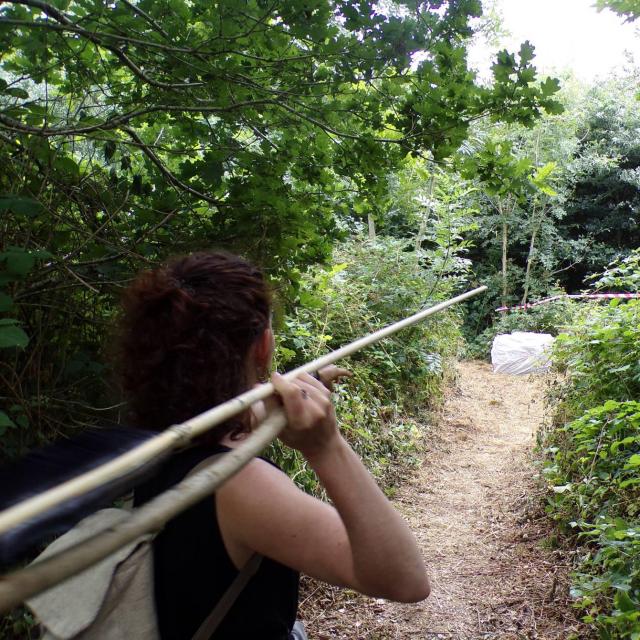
[
  {"xmin": 459, "ymin": 110, "xmax": 577, "ymax": 326},
  {"xmin": 381, "ymin": 158, "xmax": 479, "ymax": 248},
  {"xmin": 542, "ymin": 253, "xmax": 640, "ymax": 638},
  {"xmin": 269, "ymin": 237, "xmax": 465, "ymax": 493},
  {"xmin": 590, "ymin": 249, "xmax": 640, "ymax": 293},
  {"xmin": 596, "ymin": 0, "xmax": 640, "ymax": 21},
  {"xmin": 552, "ymin": 300, "xmax": 640, "ymax": 421},
  {"xmin": 460, "ymin": 138, "xmax": 535, "ymax": 200},
  {"xmin": 557, "ymin": 76, "xmax": 640, "ymax": 290},
  {"xmin": 543, "ymin": 401, "xmax": 640, "ymax": 638},
  {"xmin": 0, "ymin": 608, "xmax": 36, "ymax": 640},
  {"xmin": 0, "ymin": 0, "xmax": 561, "ymax": 277},
  {"xmin": 460, "ymin": 69, "xmax": 640, "ymax": 338},
  {"xmin": 0, "ymin": 0, "xmax": 560, "ymax": 464},
  {"xmin": 544, "ymin": 401, "xmax": 640, "ymax": 523}
]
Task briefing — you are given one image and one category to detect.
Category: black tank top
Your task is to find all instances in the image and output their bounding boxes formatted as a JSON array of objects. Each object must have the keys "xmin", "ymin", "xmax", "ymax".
[{"xmin": 134, "ymin": 444, "xmax": 299, "ymax": 639}]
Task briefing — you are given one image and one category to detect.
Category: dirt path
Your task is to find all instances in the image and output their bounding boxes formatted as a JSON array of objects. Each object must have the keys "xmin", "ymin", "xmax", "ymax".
[{"xmin": 303, "ymin": 361, "xmax": 583, "ymax": 639}]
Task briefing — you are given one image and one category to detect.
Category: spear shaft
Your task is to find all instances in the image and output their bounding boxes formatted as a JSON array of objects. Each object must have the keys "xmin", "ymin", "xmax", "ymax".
[{"xmin": 0, "ymin": 285, "xmax": 486, "ymax": 611}]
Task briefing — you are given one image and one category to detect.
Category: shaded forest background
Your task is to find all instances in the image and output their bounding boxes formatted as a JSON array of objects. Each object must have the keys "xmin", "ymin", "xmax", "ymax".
[
  {"xmin": 1, "ymin": 1, "xmax": 640, "ymax": 637},
  {"xmin": 4, "ymin": 0, "xmax": 638, "ymax": 460},
  {"xmin": 0, "ymin": 0, "xmax": 569, "ymax": 457}
]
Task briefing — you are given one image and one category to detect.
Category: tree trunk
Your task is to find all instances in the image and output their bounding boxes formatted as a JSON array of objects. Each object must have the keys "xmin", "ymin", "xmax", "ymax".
[
  {"xmin": 522, "ymin": 130, "xmax": 543, "ymax": 306},
  {"xmin": 522, "ymin": 209, "xmax": 541, "ymax": 305},
  {"xmin": 499, "ymin": 198, "xmax": 509, "ymax": 308},
  {"xmin": 367, "ymin": 213, "xmax": 376, "ymax": 240},
  {"xmin": 415, "ymin": 173, "xmax": 436, "ymax": 252}
]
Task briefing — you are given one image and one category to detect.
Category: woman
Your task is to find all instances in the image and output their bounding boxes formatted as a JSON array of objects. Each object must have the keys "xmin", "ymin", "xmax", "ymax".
[{"xmin": 118, "ymin": 251, "xmax": 429, "ymax": 639}]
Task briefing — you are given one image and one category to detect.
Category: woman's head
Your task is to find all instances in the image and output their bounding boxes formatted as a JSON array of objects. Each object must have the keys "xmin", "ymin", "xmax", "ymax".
[{"xmin": 117, "ymin": 251, "xmax": 271, "ymax": 439}]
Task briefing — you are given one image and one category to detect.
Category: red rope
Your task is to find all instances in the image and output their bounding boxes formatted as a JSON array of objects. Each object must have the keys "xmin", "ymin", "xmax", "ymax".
[{"xmin": 496, "ymin": 292, "xmax": 640, "ymax": 312}]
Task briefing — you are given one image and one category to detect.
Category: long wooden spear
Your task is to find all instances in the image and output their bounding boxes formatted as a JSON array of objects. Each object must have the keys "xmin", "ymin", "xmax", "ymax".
[{"xmin": 0, "ymin": 285, "xmax": 486, "ymax": 611}]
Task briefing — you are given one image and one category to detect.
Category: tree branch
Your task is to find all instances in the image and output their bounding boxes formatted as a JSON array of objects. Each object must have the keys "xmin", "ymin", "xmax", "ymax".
[
  {"xmin": 121, "ymin": 126, "xmax": 221, "ymax": 206},
  {"xmin": 119, "ymin": 0, "xmax": 170, "ymax": 40},
  {"xmin": 0, "ymin": 17, "xmax": 325, "ymax": 63},
  {"xmin": 0, "ymin": 99, "xmax": 275, "ymax": 136},
  {"xmin": 7, "ymin": 0, "xmax": 204, "ymax": 89}
]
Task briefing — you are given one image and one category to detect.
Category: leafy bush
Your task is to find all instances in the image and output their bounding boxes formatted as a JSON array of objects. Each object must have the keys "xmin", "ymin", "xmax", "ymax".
[
  {"xmin": 542, "ymin": 256, "xmax": 640, "ymax": 638},
  {"xmin": 551, "ymin": 300, "xmax": 640, "ymax": 422},
  {"xmin": 589, "ymin": 248, "xmax": 640, "ymax": 293},
  {"xmin": 270, "ymin": 237, "xmax": 465, "ymax": 493},
  {"xmin": 543, "ymin": 401, "xmax": 640, "ymax": 638},
  {"xmin": 571, "ymin": 518, "xmax": 640, "ymax": 638},
  {"xmin": 544, "ymin": 401, "xmax": 640, "ymax": 524}
]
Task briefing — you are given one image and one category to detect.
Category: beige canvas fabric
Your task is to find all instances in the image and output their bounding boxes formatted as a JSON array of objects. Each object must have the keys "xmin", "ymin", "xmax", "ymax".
[{"xmin": 26, "ymin": 508, "xmax": 158, "ymax": 640}]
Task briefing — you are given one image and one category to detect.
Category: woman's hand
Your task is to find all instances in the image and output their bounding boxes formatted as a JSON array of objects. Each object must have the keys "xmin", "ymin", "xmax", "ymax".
[
  {"xmin": 220, "ymin": 368, "xmax": 429, "ymax": 603},
  {"xmin": 271, "ymin": 372, "xmax": 340, "ymax": 458},
  {"xmin": 317, "ymin": 365, "xmax": 352, "ymax": 391}
]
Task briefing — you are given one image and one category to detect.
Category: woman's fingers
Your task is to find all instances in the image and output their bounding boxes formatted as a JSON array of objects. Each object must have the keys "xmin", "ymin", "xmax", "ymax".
[
  {"xmin": 297, "ymin": 379, "xmax": 331, "ymax": 411},
  {"xmin": 323, "ymin": 365, "xmax": 353, "ymax": 379},
  {"xmin": 271, "ymin": 372, "xmax": 339, "ymax": 456},
  {"xmin": 299, "ymin": 372, "xmax": 331, "ymax": 396},
  {"xmin": 317, "ymin": 365, "xmax": 353, "ymax": 391},
  {"xmin": 271, "ymin": 372, "xmax": 305, "ymax": 417},
  {"xmin": 272, "ymin": 375, "xmax": 327, "ymax": 421}
]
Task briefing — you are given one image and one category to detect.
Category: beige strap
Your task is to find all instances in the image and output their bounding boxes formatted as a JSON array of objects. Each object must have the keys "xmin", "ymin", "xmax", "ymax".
[
  {"xmin": 188, "ymin": 453, "xmax": 262, "ymax": 640},
  {"xmin": 191, "ymin": 553, "xmax": 263, "ymax": 640}
]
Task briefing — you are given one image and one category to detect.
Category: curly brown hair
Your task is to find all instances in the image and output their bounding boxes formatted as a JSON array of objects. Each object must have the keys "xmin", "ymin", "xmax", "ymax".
[{"xmin": 116, "ymin": 252, "xmax": 271, "ymax": 440}]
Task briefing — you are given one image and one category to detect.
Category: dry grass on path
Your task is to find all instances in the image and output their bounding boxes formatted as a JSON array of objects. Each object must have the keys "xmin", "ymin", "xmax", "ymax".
[{"xmin": 301, "ymin": 361, "xmax": 586, "ymax": 639}]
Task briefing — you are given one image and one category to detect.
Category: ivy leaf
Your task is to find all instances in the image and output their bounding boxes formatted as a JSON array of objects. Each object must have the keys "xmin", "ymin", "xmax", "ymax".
[
  {"xmin": 0, "ymin": 196, "xmax": 43, "ymax": 218},
  {"xmin": 0, "ymin": 248, "xmax": 36, "ymax": 276},
  {"xmin": 0, "ymin": 319, "xmax": 29, "ymax": 349},
  {"xmin": 0, "ymin": 410, "xmax": 16, "ymax": 436}
]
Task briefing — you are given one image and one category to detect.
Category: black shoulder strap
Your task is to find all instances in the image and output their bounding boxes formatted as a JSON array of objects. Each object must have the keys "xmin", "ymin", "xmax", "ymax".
[{"xmin": 191, "ymin": 553, "xmax": 263, "ymax": 640}]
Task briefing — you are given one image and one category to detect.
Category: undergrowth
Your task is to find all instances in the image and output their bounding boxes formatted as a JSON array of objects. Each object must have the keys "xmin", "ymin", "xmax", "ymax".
[
  {"xmin": 270, "ymin": 237, "xmax": 464, "ymax": 494},
  {"xmin": 541, "ymin": 254, "xmax": 640, "ymax": 639}
]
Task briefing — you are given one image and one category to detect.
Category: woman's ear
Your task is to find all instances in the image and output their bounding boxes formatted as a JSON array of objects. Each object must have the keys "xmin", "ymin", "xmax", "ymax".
[{"xmin": 254, "ymin": 327, "xmax": 275, "ymax": 374}]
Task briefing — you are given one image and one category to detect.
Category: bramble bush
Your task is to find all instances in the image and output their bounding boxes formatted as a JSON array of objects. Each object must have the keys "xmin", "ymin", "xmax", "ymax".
[
  {"xmin": 551, "ymin": 299, "xmax": 640, "ymax": 424},
  {"xmin": 270, "ymin": 237, "xmax": 464, "ymax": 494},
  {"xmin": 543, "ymin": 400, "xmax": 640, "ymax": 638},
  {"xmin": 544, "ymin": 401, "xmax": 640, "ymax": 524},
  {"xmin": 542, "ymin": 253, "xmax": 640, "ymax": 639}
]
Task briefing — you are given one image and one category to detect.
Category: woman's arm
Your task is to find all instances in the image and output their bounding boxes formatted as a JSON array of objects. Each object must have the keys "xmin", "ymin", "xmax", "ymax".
[{"xmin": 216, "ymin": 373, "xmax": 430, "ymax": 603}]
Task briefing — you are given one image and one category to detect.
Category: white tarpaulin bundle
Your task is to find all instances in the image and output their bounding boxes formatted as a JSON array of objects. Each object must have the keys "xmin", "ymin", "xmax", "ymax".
[{"xmin": 491, "ymin": 331, "xmax": 555, "ymax": 375}]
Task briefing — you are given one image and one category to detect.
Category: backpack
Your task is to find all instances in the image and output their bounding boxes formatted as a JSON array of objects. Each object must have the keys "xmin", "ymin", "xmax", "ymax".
[{"xmin": 25, "ymin": 478, "xmax": 261, "ymax": 639}]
